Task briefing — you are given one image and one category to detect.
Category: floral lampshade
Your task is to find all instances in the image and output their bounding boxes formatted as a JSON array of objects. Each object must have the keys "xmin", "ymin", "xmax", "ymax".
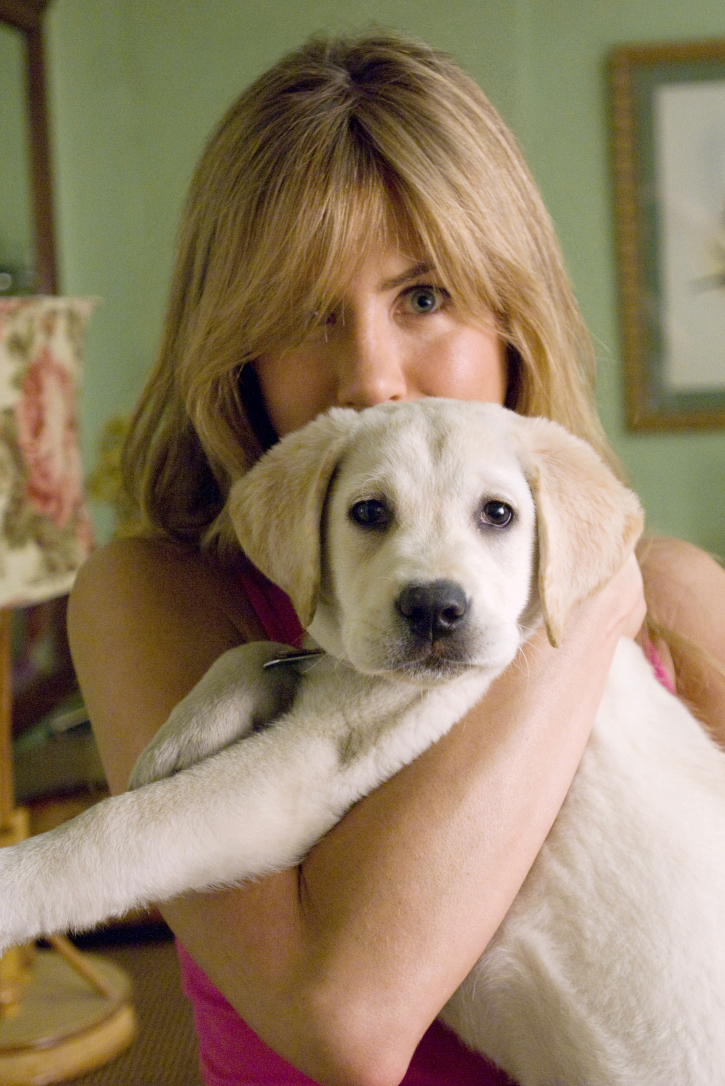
[{"xmin": 0, "ymin": 297, "xmax": 96, "ymax": 608}]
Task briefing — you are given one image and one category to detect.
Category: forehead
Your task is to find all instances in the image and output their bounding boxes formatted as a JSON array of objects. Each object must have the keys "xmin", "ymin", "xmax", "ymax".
[{"xmin": 334, "ymin": 404, "xmax": 531, "ymax": 508}]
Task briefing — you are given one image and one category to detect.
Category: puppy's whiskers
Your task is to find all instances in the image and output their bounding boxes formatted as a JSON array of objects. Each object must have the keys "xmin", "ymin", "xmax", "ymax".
[{"xmin": 511, "ymin": 635, "xmax": 532, "ymax": 679}]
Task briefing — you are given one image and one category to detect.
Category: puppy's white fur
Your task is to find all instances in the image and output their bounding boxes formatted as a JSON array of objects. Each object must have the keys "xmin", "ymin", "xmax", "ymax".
[{"xmin": 1, "ymin": 400, "xmax": 724, "ymax": 1085}]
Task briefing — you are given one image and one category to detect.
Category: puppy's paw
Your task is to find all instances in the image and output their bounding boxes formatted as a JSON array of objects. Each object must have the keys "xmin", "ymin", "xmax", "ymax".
[
  {"xmin": 128, "ymin": 641, "xmax": 304, "ymax": 789},
  {"xmin": 128, "ymin": 739, "xmax": 189, "ymax": 790},
  {"xmin": 0, "ymin": 843, "xmax": 48, "ymax": 951}
]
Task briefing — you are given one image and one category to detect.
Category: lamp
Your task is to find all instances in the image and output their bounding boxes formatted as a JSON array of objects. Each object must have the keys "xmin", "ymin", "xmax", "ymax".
[{"xmin": 0, "ymin": 296, "xmax": 136, "ymax": 1084}]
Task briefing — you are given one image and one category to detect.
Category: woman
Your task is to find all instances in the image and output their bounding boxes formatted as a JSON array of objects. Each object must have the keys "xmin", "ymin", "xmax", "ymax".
[{"xmin": 68, "ymin": 31, "xmax": 725, "ymax": 1086}]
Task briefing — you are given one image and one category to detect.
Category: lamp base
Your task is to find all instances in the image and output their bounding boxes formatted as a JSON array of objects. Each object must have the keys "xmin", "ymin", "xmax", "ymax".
[{"xmin": 0, "ymin": 947, "xmax": 136, "ymax": 1085}]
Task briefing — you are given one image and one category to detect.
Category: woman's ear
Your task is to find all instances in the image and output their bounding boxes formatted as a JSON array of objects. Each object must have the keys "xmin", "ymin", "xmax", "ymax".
[
  {"xmin": 513, "ymin": 415, "xmax": 644, "ymax": 647},
  {"xmin": 228, "ymin": 409, "xmax": 360, "ymax": 627}
]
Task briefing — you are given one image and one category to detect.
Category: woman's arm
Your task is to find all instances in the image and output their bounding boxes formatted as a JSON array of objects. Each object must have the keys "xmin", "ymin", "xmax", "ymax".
[{"xmin": 69, "ymin": 537, "xmax": 644, "ymax": 1086}]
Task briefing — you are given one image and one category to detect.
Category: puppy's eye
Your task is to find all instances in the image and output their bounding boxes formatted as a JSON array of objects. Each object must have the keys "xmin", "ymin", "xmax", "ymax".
[
  {"xmin": 349, "ymin": 500, "xmax": 390, "ymax": 529},
  {"xmin": 480, "ymin": 500, "xmax": 514, "ymax": 528}
]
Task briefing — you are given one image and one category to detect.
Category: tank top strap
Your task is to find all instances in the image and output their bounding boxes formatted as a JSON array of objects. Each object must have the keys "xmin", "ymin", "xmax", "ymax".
[
  {"xmin": 641, "ymin": 636, "xmax": 677, "ymax": 695},
  {"xmin": 237, "ymin": 558, "xmax": 305, "ymax": 645}
]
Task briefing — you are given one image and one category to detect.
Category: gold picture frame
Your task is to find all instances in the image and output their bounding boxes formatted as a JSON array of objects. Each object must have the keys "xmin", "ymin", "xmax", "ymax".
[
  {"xmin": 0, "ymin": 0, "xmax": 57, "ymax": 294},
  {"xmin": 610, "ymin": 39, "xmax": 725, "ymax": 430}
]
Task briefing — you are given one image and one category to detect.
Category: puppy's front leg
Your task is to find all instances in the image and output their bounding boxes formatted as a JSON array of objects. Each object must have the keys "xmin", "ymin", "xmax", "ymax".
[
  {"xmin": 129, "ymin": 641, "xmax": 302, "ymax": 788},
  {"xmin": 0, "ymin": 707, "xmax": 360, "ymax": 952},
  {"xmin": 0, "ymin": 659, "xmax": 490, "ymax": 953}
]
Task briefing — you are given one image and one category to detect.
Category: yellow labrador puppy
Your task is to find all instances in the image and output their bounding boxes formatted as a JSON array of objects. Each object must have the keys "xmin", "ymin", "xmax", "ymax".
[{"xmin": 1, "ymin": 400, "xmax": 724, "ymax": 1085}]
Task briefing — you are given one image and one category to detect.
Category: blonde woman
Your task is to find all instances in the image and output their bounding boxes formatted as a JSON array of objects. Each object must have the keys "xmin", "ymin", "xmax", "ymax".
[{"xmin": 68, "ymin": 32, "xmax": 725, "ymax": 1086}]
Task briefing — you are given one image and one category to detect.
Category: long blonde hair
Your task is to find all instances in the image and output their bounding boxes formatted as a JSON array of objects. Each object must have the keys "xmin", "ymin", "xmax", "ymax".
[{"xmin": 123, "ymin": 30, "xmax": 612, "ymax": 551}]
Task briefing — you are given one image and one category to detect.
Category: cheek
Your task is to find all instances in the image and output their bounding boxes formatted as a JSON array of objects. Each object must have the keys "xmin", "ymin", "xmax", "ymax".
[
  {"xmin": 423, "ymin": 328, "xmax": 507, "ymax": 406},
  {"xmin": 254, "ymin": 353, "xmax": 329, "ymax": 437},
  {"xmin": 458, "ymin": 330, "xmax": 507, "ymax": 405}
]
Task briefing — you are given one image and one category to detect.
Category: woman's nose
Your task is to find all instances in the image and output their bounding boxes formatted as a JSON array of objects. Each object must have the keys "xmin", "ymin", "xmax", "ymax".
[{"xmin": 334, "ymin": 317, "xmax": 409, "ymax": 409}]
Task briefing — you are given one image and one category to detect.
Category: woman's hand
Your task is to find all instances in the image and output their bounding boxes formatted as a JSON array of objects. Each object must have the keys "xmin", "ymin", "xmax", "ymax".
[{"xmin": 579, "ymin": 549, "xmax": 646, "ymax": 643}]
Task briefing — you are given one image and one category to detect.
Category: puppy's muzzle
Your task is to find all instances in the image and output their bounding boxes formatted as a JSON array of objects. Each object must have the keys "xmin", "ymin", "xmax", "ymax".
[{"xmin": 396, "ymin": 580, "xmax": 469, "ymax": 644}]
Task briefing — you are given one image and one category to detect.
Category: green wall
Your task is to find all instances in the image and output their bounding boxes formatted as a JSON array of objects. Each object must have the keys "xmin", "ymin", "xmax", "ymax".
[{"xmin": 44, "ymin": 0, "xmax": 725, "ymax": 552}]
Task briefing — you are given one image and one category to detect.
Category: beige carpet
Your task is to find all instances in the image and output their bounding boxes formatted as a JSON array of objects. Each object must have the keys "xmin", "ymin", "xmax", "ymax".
[{"xmin": 65, "ymin": 931, "xmax": 203, "ymax": 1085}]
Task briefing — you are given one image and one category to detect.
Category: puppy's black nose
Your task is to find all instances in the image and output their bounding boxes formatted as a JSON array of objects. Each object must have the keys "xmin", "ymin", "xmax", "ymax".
[{"xmin": 397, "ymin": 581, "xmax": 469, "ymax": 641}]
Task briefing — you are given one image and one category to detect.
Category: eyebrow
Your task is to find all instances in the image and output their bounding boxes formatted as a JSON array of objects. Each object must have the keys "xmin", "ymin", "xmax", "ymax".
[{"xmin": 379, "ymin": 261, "xmax": 434, "ymax": 292}]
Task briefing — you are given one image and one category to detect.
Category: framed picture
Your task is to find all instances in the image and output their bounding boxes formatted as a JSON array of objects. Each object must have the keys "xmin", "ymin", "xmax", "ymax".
[{"xmin": 610, "ymin": 39, "xmax": 725, "ymax": 430}]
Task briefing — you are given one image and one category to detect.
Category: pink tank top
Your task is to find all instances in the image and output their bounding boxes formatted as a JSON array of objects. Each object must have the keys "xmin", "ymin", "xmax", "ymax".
[{"xmin": 177, "ymin": 562, "xmax": 675, "ymax": 1085}]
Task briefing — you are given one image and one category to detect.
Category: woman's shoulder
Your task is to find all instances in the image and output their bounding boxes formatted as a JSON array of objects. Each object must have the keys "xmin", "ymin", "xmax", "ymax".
[
  {"xmin": 637, "ymin": 535, "xmax": 725, "ymax": 634},
  {"xmin": 75, "ymin": 534, "xmax": 223, "ymax": 591},
  {"xmin": 70, "ymin": 535, "xmax": 266, "ymax": 646},
  {"xmin": 637, "ymin": 535, "xmax": 725, "ymax": 743},
  {"xmin": 68, "ymin": 536, "xmax": 270, "ymax": 792}
]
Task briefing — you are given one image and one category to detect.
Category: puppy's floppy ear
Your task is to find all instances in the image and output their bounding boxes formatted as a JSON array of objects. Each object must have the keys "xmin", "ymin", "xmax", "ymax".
[
  {"xmin": 229, "ymin": 408, "xmax": 360, "ymax": 627},
  {"xmin": 514, "ymin": 415, "xmax": 644, "ymax": 648}
]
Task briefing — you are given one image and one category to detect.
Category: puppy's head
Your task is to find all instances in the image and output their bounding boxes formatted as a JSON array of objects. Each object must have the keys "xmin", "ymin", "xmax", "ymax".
[{"xmin": 229, "ymin": 400, "xmax": 643, "ymax": 679}]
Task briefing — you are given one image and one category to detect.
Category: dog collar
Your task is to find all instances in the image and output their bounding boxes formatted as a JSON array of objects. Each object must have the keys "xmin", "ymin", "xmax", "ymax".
[{"xmin": 263, "ymin": 649, "xmax": 325, "ymax": 670}]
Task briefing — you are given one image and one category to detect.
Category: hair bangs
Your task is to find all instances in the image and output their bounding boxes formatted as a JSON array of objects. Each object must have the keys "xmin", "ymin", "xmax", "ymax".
[{"xmin": 219, "ymin": 145, "xmax": 398, "ymax": 367}]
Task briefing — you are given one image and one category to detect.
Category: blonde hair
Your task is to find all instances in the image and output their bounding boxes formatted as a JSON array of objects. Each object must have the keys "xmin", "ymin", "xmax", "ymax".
[{"xmin": 123, "ymin": 30, "xmax": 613, "ymax": 551}]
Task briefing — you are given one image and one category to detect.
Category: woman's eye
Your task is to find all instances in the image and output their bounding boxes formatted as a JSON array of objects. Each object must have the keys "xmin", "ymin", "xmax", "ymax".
[
  {"xmin": 480, "ymin": 500, "xmax": 514, "ymax": 528},
  {"xmin": 349, "ymin": 500, "xmax": 390, "ymax": 529},
  {"xmin": 404, "ymin": 286, "xmax": 448, "ymax": 315}
]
